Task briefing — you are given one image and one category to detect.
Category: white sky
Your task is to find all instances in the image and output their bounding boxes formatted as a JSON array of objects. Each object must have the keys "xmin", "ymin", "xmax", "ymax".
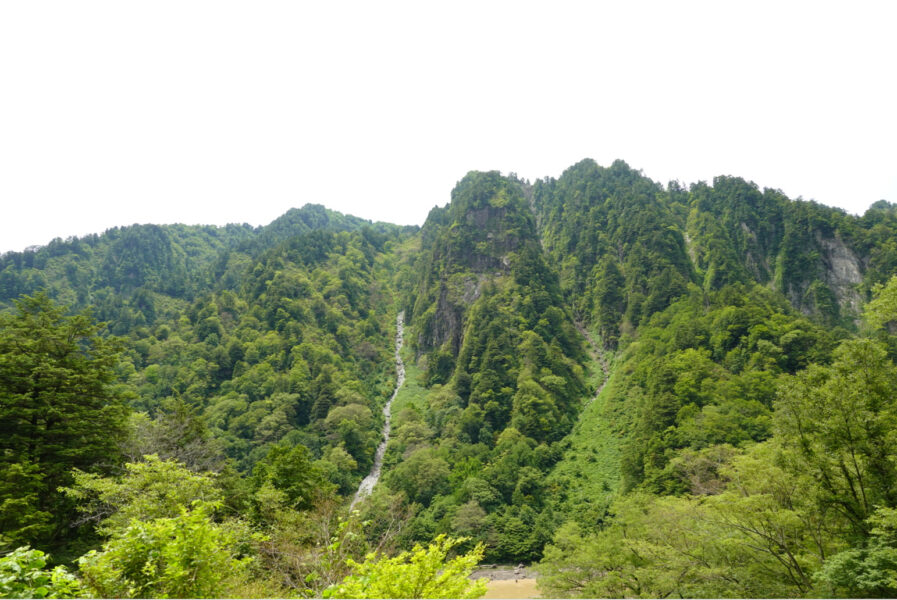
[{"xmin": 1, "ymin": 1, "xmax": 896, "ymax": 254}]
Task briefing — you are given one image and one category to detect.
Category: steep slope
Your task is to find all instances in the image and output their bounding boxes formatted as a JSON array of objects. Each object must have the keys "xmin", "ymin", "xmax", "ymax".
[
  {"xmin": 351, "ymin": 311, "xmax": 405, "ymax": 508},
  {"xmin": 533, "ymin": 160, "xmax": 897, "ymax": 340},
  {"xmin": 122, "ymin": 228, "xmax": 410, "ymax": 481},
  {"xmin": 533, "ymin": 159, "xmax": 694, "ymax": 348},
  {"xmin": 0, "ymin": 206, "xmax": 418, "ymax": 488},
  {"xmin": 371, "ymin": 171, "xmax": 591, "ymax": 561},
  {"xmin": 686, "ymin": 176, "xmax": 868, "ymax": 324}
]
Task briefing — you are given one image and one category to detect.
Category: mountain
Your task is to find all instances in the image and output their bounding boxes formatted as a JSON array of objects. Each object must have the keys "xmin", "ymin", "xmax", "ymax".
[
  {"xmin": 3, "ymin": 161, "xmax": 897, "ymax": 598},
  {"xmin": 0, "ymin": 204, "xmax": 412, "ymax": 331}
]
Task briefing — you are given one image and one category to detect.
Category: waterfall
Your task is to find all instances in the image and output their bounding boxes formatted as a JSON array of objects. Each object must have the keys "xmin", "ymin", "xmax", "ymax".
[{"xmin": 350, "ymin": 311, "xmax": 405, "ymax": 508}]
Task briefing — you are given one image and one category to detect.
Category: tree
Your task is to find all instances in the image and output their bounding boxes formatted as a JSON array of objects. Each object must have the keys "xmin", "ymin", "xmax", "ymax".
[
  {"xmin": 387, "ymin": 448, "xmax": 450, "ymax": 506},
  {"xmin": 776, "ymin": 339, "xmax": 897, "ymax": 536},
  {"xmin": 324, "ymin": 403, "xmax": 376, "ymax": 469},
  {"xmin": 249, "ymin": 443, "xmax": 333, "ymax": 516},
  {"xmin": 324, "ymin": 534, "xmax": 487, "ymax": 599},
  {"xmin": 865, "ymin": 275, "xmax": 897, "ymax": 331},
  {"xmin": 123, "ymin": 400, "xmax": 225, "ymax": 473},
  {"xmin": 60, "ymin": 455, "xmax": 223, "ymax": 536},
  {"xmin": 0, "ymin": 293, "xmax": 129, "ymax": 549},
  {"xmin": 815, "ymin": 507, "xmax": 897, "ymax": 597},
  {"xmin": 540, "ymin": 444, "xmax": 835, "ymax": 598},
  {"xmin": 77, "ymin": 503, "xmax": 252, "ymax": 599},
  {"xmin": 593, "ymin": 256, "xmax": 626, "ymax": 347}
]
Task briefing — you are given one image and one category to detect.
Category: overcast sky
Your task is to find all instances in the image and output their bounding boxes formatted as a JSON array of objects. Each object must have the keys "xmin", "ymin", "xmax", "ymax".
[{"xmin": 1, "ymin": 1, "xmax": 895, "ymax": 253}]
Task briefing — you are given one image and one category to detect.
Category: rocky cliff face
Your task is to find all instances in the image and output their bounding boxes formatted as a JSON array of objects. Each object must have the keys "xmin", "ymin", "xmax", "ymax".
[
  {"xmin": 819, "ymin": 234, "xmax": 863, "ymax": 313},
  {"xmin": 677, "ymin": 176, "xmax": 868, "ymax": 325},
  {"xmin": 779, "ymin": 232, "xmax": 865, "ymax": 322},
  {"xmin": 411, "ymin": 171, "xmax": 540, "ymax": 356},
  {"xmin": 418, "ymin": 275, "xmax": 484, "ymax": 354}
]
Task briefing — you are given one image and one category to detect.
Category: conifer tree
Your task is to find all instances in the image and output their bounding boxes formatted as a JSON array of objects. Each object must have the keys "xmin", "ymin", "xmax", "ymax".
[{"xmin": 0, "ymin": 293, "xmax": 128, "ymax": 549}]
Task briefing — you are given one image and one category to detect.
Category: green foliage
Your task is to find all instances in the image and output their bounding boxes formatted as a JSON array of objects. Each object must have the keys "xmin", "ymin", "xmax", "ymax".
[
  {"xmin": 865, "ymin": 275, "xmax": 897, "ymax": 331},
  {"xmin": 533, "ymin": 159, "xmax": 693, "ymax": 338},
  {"xmin": 5, "ymin": 161, "xmax": 897, "ymax": 592},
  {"xmin": 542, "ymin": 371, "xmax": 621, "ymax": 526},
  {"xmin": 387, "ymin": 448, "xmax": 450, "ymax": 506},
  {"xmin": 323, "ymin": 534, "xmax": 486, "ymax": 599},
  {"xmin": 0, "ymin": 205, "xmax": 408, "ymax": 315},
  {"xmin": 387, "ymin": 170, "xmax": 590, "ymax": 561},
  {"xmin": 78, "ymin": 503, "xmax": 252, "ymax": 599},
  {"xmin": 61, "ymin": 455, "xmax": 223, "ymax": 536},
  {"xmin": 816, "ymin": 507, "xmax": 897, "ymax": 597},
  {"xmin": 535, "ymin": 163, "xmax": 880, "ymax": 335},
  {"xmin": 248, "ymin": 510, "xmax": 373, "ymax": 598},
  {"xmin": 258, "ymin": 204, "xmax": 406, "ymax": 250},
  {"xmin": 777, "ymin": 338, "xmax": 897, "ymax": 536},
  {"xmin": 592, "ymin": 256, "xmax": 626, "ymax": 346},
  {"xmin": 0, "ymin": 293, "xmax": 129, "ymax": 550},
  {"xmin": 540, "ymin": 443, "xmax": 835, "ymax": 598},
  {"xmin": 614, "ymin": 284, "xmax": 834, "ymax": 492},
  {"xmin": 688, "ymin": 177, "xmax": 867, "ymax": 325},
  {"xmin": 324, "ymin": 403, "xmax": 378, "ymax": 471},
  {"xmin": 123, "ymin": 401, "xmax": 224, "ymax": 472},
  {"xmin": 539, "ymin": 282, "xmax": 897, "ymax": 597},
  {"xmin": 0, "ymin": 208, "xmax": 414, "ymax": 519},
  {"xmin": 129, "ymin": 228, "xmax": 401, "ymax": 473},
  {"xmin": 249, "ymin": 443, "xmax": 333, "ymax": 517},
  {"xmin": 0, "ymin": 547, "xmax": 84, "ymax": 599}
]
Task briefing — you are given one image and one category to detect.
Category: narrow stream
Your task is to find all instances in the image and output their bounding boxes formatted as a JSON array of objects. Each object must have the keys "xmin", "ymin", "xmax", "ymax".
[{"xmin": 350, "ymin": 311, "xmax": 405, "ymax": 509}]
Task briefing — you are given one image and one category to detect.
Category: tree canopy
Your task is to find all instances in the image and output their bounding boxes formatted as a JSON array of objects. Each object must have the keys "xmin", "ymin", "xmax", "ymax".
[{"xmin": 0, "ymin": 293, "xmax": 129, "ymax": 551}]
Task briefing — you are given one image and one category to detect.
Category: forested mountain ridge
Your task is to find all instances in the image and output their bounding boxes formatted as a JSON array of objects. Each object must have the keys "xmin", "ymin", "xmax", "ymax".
[
  {"xmin": 533, "ymin": 159, "xmax": 889, "ymax": 339},
  {"xmin": 3, "ymin": 160, "xmax": 897, "ymax": 598},
  {"xmin": 0, "ymin": 204, "xmax": 412, "ymax": 330}
]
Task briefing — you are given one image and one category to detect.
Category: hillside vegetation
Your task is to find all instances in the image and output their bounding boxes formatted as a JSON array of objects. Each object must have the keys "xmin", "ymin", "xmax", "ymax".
[{"xmin": 3, "ymin": 161, "xmax": 897, "ymax": 597}]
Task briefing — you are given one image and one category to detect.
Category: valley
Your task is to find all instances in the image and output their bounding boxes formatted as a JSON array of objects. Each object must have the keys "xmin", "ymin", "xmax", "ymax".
[{"xmin": 3, "ymin": 159, "xmax": 897, "ymax": 598}]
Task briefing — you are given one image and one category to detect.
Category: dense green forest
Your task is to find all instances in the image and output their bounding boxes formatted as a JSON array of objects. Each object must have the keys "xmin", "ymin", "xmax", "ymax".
[{"xmin": 3, "ymin": 162, "xmax": 897, "ymax": 598}]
